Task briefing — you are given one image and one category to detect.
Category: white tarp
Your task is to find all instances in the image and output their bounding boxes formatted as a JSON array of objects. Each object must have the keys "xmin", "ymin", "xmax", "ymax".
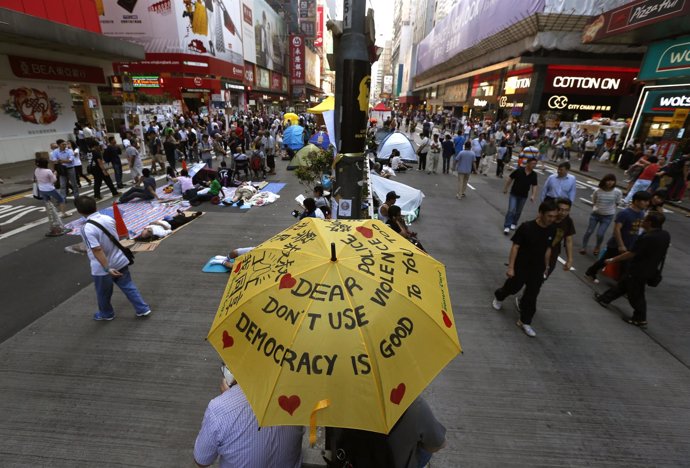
[
  {"xmin": 370, "ymin": 173, "xmax": 424, "ymax": 223},
  {"xmin": 378, "ymin": 132, "xmax": 418, "ymax": 163}
]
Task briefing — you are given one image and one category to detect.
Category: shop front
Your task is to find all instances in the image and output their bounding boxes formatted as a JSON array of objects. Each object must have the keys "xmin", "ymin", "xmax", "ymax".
[
  {"xmin": 468, "ymin": 72, "xmax": 500, "ymax": 121},
  {"xmin": 442, "ymin": 80, "xmax": 469, "ymax": 116},
  {"xmin": 496, "ymin": 67, "xmax": 533, "ymax": 121},
  {"xmin": 538, "ymin": 65, "xmax": 639, "ymax": 125}
]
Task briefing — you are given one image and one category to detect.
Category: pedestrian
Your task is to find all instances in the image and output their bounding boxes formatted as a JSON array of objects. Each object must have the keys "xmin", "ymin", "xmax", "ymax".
[
  {"xmin": 580, "ymin": 173, "xmax": 622, "ymax": 256},
  {"xmin": 594, "ymin": 211, "xmax": 670, "ymax": 328},
  {"xmin": 454, "ymin": 141, "xmax": 475, "ymax": 199},
  {"xmin": 541, "ymin": 161, "xmax": 576, "ymax": 203},
  {"xmin": 146, "ymin": 130, "xmax": 165, "ymax": 174},
  {"xmin": 427, "ymin": 133, "xmax": 442, "ymax": 174},
  {"xmin": 163, "ymin": 134, "xmax": 179, "ymax": 171},
  {"xmin": 126, "ymin": 142, "xmax": 144, "ymax": 186},
  {"xmin": 584, "ymin": 190, "xmax": 651, "ymax": 283},
  {"xmin": 416, "ymin": 131, "xmax": 430, "ymax": 171},
  {"xmin": 496, "ymin": 141, "xmax": 508, "ymax": 177},
  {"xmin": 470, "ymin": 133, "xmax": 486, "ymax": 174},
  {"xmin": 104, "ymin": 137, "xmax": 125, "ymax": 188},
  {"xmin": 74, "ymin": 195, "xmax": 151, "ymax": 321},
  {"xmin": 194, "ymin": 364, "xmax": 304, "ymax": 468},
  {"xmin": 441, "ymin": 133, "xmax": 454, "ymax": 174},
  {"xmin": 199, "ymin": 133, "xmax": 214, "ymax": 168},
  {"xmin": 34, "ymin": 158, "xmax": 69, "ymax": 237},
  {"xmin": 546, "ymin": 198, "xmax": 575, "ymax": 276},
  {"xmin": 70, "ymin": 141, "xmax": 91, "ymax": 187},
  {"xmin": 502, "ymin": 156, "xmax": 538, "ymax": 234},
  {"xmin": 492, "ymin": 200, "xmax": 558, "ymax": 338},
  {"xmin": 580, "ymin": 135, "xmax": 596, "ymax": 172},
  {"xmin": 622, "ymin": 156, "xmax": 661, "ymax": 205},
  {"xmin": 52, "ymin": 139, "xmax": 79, "ymax": 199},
  {"xmin": 87, "ymin": 140, "xmax": 119, "ymax": 200},
  {"xmin": 480, "ymin": 137, "xmax": 496, "ymax": 176}
]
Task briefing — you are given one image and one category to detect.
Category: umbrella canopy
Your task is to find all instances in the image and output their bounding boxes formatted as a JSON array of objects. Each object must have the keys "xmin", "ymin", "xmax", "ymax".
[
  {"xmin": 287, "ymin": 143, "xmax": 320, "ymax": 170},
  {"xmin": 208, "ymin": 218, "xmax": 461, "ymax": 437},
  {"xmin": 284, "ymin": 113, "xmax": 299, "ymax": 125},
  {"xmin": 283, "ymin": 124, "xmax": 305, "ymax": 151},
  {"xmin": 307, "ymin": 96, "xmax": 335, "ymax": 114},
  {"xmin": 372, "ymin": 102, "xmax": 391, "ymax": 111}
]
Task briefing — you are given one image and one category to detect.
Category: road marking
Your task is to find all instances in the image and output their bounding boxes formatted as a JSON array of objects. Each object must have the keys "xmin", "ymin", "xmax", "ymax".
[
  {"xmin": 0, "ymin": 206, "xmax": 45, "ymax": 225},
  {"xmin": 0, "ymin": 217, "xmax": 49, "ymax": 240},
  {"xmin": 557, "ymin": 256, "xmax": 576, "ymax": 271},
  {"xmin": 580, "ymin": 197, "xmax": 593, "ymax": 205},
  {"xmin": 467, "ymin": 184, "xmax": 476, "ymax": 190},
  {"xmin": 0, "ymin": 192, "xmax": 30, "ymax": 204}
]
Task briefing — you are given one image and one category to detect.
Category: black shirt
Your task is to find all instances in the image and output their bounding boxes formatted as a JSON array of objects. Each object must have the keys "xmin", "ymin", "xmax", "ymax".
[
  {"xmin": 104, "ymin": 145, "xmax": 122, "ymax": 165},
  {"xmin": 551, "ymin": 216, "xmax": 576, "ymax": 257},
  {"xmin": 630, "ymin": 229, "xmax": 670, "ymax": 279},
  {"xmin": 509, "ymin": 167, "xmax": 538, "ymax": 198},
  {"xmin": 88, "ymin": 149, "xmax": 104, "ymax": 174},
  {"xmin": 511, "ymin": 220, "xmax": 556, "ymax": 273}
]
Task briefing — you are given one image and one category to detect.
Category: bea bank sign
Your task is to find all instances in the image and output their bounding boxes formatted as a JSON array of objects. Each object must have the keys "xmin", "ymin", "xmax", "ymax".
[{"xmin": 544, "ymin": 66, "xmax": 638, "ymax": 95}]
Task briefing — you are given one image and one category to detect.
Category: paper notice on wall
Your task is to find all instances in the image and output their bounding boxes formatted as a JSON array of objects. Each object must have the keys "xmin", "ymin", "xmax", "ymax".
[{"xmin": 338, "ymin": 199, "xmax": 352, "ymax": 217}]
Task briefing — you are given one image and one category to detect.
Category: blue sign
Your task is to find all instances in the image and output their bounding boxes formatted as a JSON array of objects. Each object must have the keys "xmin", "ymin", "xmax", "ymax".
[{"xmin": 639, "ymin": 35, "xmax": 690, "ymax": 81}]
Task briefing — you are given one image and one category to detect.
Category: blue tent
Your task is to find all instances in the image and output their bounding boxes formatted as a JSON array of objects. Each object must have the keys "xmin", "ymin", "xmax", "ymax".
[
  {"xmin": 309, "ymin": 130, "xmax": 331, "ymax": 149},
  {"xmin": 283, "ymin": 124, "xmax": 305, "ymax": 151}
]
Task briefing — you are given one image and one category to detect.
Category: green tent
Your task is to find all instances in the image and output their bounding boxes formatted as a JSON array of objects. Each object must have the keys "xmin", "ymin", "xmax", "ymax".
[{"xmin": 287, "ymin": 143, "xmax": 321, "ymax": 170}]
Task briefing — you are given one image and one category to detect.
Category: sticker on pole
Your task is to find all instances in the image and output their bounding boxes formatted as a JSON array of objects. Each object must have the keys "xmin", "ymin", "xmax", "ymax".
[{"xmin": 343, "ymin": 0, "xmax": 352, "ymax": 29}]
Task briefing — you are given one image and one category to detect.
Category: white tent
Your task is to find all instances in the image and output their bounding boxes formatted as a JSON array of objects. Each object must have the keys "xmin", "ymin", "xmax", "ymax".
[
  {"xmin": 377, "ymin": 131, "xmax": 418, "ymax": 163},
  {"xmin": 370, "ymin": 173, "xmax": 424, "ymax": 223}
]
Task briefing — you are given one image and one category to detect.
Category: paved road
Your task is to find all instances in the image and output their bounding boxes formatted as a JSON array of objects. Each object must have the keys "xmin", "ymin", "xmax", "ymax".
[{"xmin": 0, "ymin": 151, "xmax": 689, "ymax": 466}]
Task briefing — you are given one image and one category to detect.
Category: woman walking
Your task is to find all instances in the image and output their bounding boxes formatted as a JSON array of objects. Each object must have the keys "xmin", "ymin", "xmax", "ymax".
[
  {"xmin": 580, "ymin": 135, "xmax": 596, "ymax": 172},
  {"xmin": 34, "ymin": 159, "xmax": 70, "ymax": 237},
  {"xmin": 580, "ymin": 173, "xmax": 622, "ymax": 256}
]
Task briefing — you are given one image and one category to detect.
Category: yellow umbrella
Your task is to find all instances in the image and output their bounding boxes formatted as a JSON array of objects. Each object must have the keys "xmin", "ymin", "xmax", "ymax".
[
  {"xmin": 208, "ymin": 218, "xmax": 461, "ymax": 440},
  {"xmin": 307, "ymin": 96, "xmax": 335, "ymax": 114},
  {"xmin": 283, "ymin": 112, "xmax": 299, "ymax": 125}
]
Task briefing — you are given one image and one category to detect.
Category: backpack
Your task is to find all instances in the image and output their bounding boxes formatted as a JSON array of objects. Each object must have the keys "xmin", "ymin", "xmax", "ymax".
[{"xmin": 250, "ymin": 153, "xmax": 263, "ymax": 171}]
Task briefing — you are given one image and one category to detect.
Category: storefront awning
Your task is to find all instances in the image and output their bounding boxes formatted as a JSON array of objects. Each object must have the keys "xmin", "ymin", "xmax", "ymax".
[{"xmin": 0, "ymin": 8, "xmax": 145, "ymax": 61}]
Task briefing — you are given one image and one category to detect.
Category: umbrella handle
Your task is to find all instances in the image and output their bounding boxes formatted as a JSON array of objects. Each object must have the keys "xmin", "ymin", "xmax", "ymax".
[{"xmin": 330, "ymin": 242, "xmax": 337, "ymax": 262}]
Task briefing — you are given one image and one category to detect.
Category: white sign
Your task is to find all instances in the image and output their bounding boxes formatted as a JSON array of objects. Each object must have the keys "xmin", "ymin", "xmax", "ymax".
[
  {"xmin": 473, "ymin": 98, "xmax": 488, "ymax": 107},
  {"xmin": 659, "ymin": 95, "xmax": 690, "ymax": 107},
  {"xmin": 343, "ymin": 0, "xmax": 352, "ymax": 29},
  {"xmin": 503, "ymin": 75, "xmax": 531, "ymax": 94},
  {"xmin": 552, "ymin": 76, "xmax": 621, "ymax": 90},
  {"xmin": 0, "ymin": 81, "xmax": 75, "ymax": 139},
  {"xmin": 547, "ymin": 95, "xmax": 611, "ymax": 112},
  {"xmin": 338, "ymin": 199, "xmax": 352, "ymax": 217}
]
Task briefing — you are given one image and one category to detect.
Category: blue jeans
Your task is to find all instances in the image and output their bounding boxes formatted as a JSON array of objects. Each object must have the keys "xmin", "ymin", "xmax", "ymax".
[
  {"xmin": 504, "ymin": 195, "xmax": 527, "ymax": 228},
  {"xmin": 93, "ymin": 267, "xmax": 149, "ymax": 316},
  {"xmin": 582, "ymin": 212, "xmax": 614, "ymax": 250},
  {"xmin": 417, "ymin": 447, "xmax": 432, "ymax": 467}
]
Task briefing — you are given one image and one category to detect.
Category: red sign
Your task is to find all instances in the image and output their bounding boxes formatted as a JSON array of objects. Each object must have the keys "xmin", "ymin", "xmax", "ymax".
[
  {"xmin": 9, "ymin": 55, "xmax": 105, "ymax": 84},
  {"xmin": 114, "ymin": 53, "xmax": 244, "ymax": 82},
  {"xmin": 160, "ymin": 77, "xmax": 220, "ymax": 93},
  {"xmin": 242, "ymin": 3, "xmax": 253, "ymax": 25},
  {"xmin": 244, "ymin": 62, "xmax": 255, "ymax": 87},
  {"xmin": 315, "ymin": 6, "xmax": 324, "ymax": 47},
  {"xmin": 582, "ymin": 0, "xmax": 690, "ymax": 43},
  {"xmin": 271, "ymin": 72, "xmax": 282, "ymax": 90},
  {"xmin": 290, "ymin": 35, "xmax": 305, "ymax": 85},
  {"xmin": 543, "ymin": 66, "xmax": 639, "ymax": 96}
]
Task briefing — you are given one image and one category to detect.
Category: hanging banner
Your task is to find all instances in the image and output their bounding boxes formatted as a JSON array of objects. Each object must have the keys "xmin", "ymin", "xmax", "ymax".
[
  {"xmin": 0, "ymin": 81, "xmax": 75, "ymax": 138},
  {"xmin": 290, "ymin": 34, "xmax": 306, "ymax": 85},
  {"xmin": 250, "ymin": 0, "xmax": 287, "ymax": 73},
  {"xmin": 100, "ymin": 0, "xmax": 244, "ymax": 69},
  {"xmin": 241, "ymin": 0, "xmax": 257, "ymax": 64},
  {"xmin": 314, "ymin": 5, "xmax": 324, "ymax": 47}
]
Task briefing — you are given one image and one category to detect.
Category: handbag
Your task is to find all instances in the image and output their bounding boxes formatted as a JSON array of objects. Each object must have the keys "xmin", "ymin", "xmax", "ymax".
[
  {"xmin": 32, "ymin": 182, "xmax": 42, "ymax": 200},
  {"xmin": 86, "ymin": 220, "xmax": 135, "ymax": 266},
  {"xmin": 647, "ymin": 255, "xmax": 666, "ymax": 287}
]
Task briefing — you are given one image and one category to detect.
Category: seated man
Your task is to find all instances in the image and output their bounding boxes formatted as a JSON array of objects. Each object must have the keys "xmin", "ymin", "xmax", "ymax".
[
  {"xmin": 232, "ymin": 145, "xmax": 249, "ymax": 180},
  {"xmin": 298, "ymin": 197, "xmax": 325, "ymax": 220},
  {"xmin": 118, "ymin": 168, "xmax": 158, "ymax": 203},
  {"xmin": 134, "ymin": 211, "xmax": 203, "ymax": 241}
]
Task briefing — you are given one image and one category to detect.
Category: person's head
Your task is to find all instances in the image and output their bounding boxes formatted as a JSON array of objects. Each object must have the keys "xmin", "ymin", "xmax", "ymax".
[
  {"xmin": 433, "ymin": 133, "xmax": 439, "ymax": 140},
  {"xmin": 557, "ymin": 161, "xmax": 571, "ymax": 177},
  {"xmin": 555, "ymin": 197, "xmax": 572, "ymax": 222},
  {"xmin": 75, "ymin": 195, "xmax": 97, "ymax": 216},
  {"xmin": 142, "ymin": 168, "xmax": 151, "ymax": 178},
  {"xmin": 303, "ymin": 197, "xmax": 316, "ymax": 212},
  {"xmin": 108, "ymin": 136, "xmax": 117, "ymax": 146},
  {"xmin": 36, "ymin": 158, "xmax": 49, "ymax": 169},
  {"xmin": 313, "ymin": 185, "xmax": 324, "ymax": 197},
  {"xmin": 445, "ymin": 134, "xmax": 452, "ymax": 141},
  {"xmin": 599, "ymin": 173, "xmax": 617, "ymax": 190},
  {"xmin": 391, "ymin": 149, "xmax": 400, "ymax": 157},
  {"xmin": 220, "ymin": 160, "xmax": 227, "ymax": 168},
  {"xmin": 525, "ymin": 157, "xmax": 537, "ymax": 169},
  {"xmin": 180, "ymin": 169, "xmax": 189, "ymax": 177},
  {"xmin": 134, "ymin": 227, "xmax": 155, "ymax": 242},
  {"xmin": 643, "ymin": 211, "xmax": 665, "ymax": 230},
  {"xmin": 50, "ymin": 142, "xmax": 58, "ymax": 150},
  {"xmin": 651, "ymin": 189, "xmax": 667, "ymax": 207},
  {"xmin": 387, "ymin": 204, "xmax": 402, "ymax": 219},
  {"xmin": 385, "ymin": 191, "xmax": 400, "ymax": 204},
  {"xmin": 464, "ymin": 141, "xmax": 471, "ymax": 150},
  {"xmin": 631, "ymin": 190, "xmax": 652, "ymax": 210},
  {"xmin": 537, "ymin": 200, "xmax": 558, "ymax": 226},
  {"xmin": 648, "ymin": 156, "xmax": 659, "ymax": 164},
  {"xmin": 56, "ymin": 139, "xmax": 67, "ymax": 150}
]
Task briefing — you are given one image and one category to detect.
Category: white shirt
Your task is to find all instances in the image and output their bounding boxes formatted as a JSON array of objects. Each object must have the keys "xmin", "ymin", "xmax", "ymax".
[
  {"xmin": 391, "ymin": 156, "xmax": 402, "ymax": 170},
  {"xmin": 148, "ymin": 224, "xmax": 171, "ymax": 238},
  {"xmin": 80, "ymin": 213, "xmax": 129, "ymax": 276},
  {"xmin": 35, "ymin": 167, "xmax": 57, "ymax": 192}
]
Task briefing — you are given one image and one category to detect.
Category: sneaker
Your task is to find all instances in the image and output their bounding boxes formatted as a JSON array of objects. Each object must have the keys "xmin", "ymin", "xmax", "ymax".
[
  {"xmin": 593, "ymin": 293, "xmax": 609, "ymax": 308},
  {"xmin": 585, "ymin": 274, "xmax": 600, "ymax": 284},
  {"xmin": 510, "ymin": 224, "xmax": 517, "ymax": 230},
  {"xmin": 492, "ymin": 298, "xmax": 502, "ymax": 310},
  {"xmin": 136, "ymin": 309, "xmax": 152, "ymax": 317},
  {"xmin": 514, "ymin": 296, "xmax": 522, "ymax": 313},
  {"xmin": 503, "ymin": 227, "xmax": 510, "ymax": 235},
  {"xmin": 93, "ymin": 311, "xmax": 115, "ymax": 321},
  {"xmin": 516, "ymin": 320, "xmax": 536, "ymax": 337},
  {"xmin": 623, "ymin": 317, "xmax": 647, "ymax": 328}
]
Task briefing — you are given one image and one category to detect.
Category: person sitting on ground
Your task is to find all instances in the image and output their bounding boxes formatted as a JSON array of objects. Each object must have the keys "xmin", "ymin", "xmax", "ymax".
[
  {"xmin": 298, "ymin": 197, "xmax": 325, "ymax": 219},
  {"xmin": 170, "ymin": 169, "xmax": 196, "ymax": 200},
  {"xmin": 378, "ymin": 190, "xmax": 400, "ymax": 223},
  {"xmin": 208, "ymin": 247, "xmax": 256, "ymax": 268},
  {"xmin": 188, "ymin": 175, "xmax": 225, "ymax": 206},
  {"xmin": 313, "ymin": 185, "xmax": 329, "ymax": 210},
  {"xmin": 217, "ymin": 161, "xmax": 233, "ymax": 187},
  {"xmin": 386, "ymin": 204, "xmax": 424, "ymax": 251},
  {"xmin": 133, "ymin": 211, "xmax": 203, "ymax": 242},
  {"xmin": 118, "ymin": 168, "xmax": 158, "ymax": 204},
  {"xmin": 389, "ymin": 149, "xmax": 410, "ymax": 172}
]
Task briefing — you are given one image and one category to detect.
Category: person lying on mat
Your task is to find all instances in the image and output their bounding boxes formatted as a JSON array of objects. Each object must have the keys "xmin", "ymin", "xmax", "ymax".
[
  {"xmin": 208, "ymin": 247, "xmax": 256, "ymax": 269},
  {"xmin": 133, "ymin": 211, "xmax": 203, "ymax": 242},
  {"xmin": 222, "ymin": 182, "xmax": 257, "ymax": 206}
]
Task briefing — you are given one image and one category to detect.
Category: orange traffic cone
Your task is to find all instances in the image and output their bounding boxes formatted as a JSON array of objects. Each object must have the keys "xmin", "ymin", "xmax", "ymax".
[
  {"xmin": 181, "ymin": 159, "xmax": 188, "ymax": 171},
  {"xmin": 112, "ymin": 201, "xmax": 129, "ymax": 239}
]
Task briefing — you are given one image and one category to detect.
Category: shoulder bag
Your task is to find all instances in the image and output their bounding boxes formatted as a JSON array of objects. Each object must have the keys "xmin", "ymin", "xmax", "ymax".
[{"xmin": 86, "ymin": 220, "xmax": 135, "ymax": 265}]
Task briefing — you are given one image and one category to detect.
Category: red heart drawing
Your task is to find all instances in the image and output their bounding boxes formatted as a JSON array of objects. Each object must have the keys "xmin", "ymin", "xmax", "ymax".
[
  {"xmin": 222, "ymin": 330, "xmax": 234, "ymax": 348},
  {"xmin": 356, "ymin": 226, "xmax": 373, "ymax": 238},
  {"xmin": 279, "ymin": 273, "xmax": 297, "ymax": 289},
  {"xmin": 278, "ymin": 395, "xmax": 301, "ymax": 415},
  {"xmin": 390, "ymin": 383, "xmax": 406, "ymax": 405},
  {"xmin": 442, "ymin": 310, "xmax": 452, "ymax": 328},
  {"xmin": 233, "ymin": 261, "xmax": 242, "ymax": 274}
]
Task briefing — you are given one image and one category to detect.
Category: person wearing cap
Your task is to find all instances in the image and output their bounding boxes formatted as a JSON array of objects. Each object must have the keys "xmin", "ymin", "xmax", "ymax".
[
  {"xmin": 378, "ymin": 191, "xmax": 400, "ymax": 223},
  {"xmin": 194, "ymin": 365, "xmax": 304, "ymax": 468}
]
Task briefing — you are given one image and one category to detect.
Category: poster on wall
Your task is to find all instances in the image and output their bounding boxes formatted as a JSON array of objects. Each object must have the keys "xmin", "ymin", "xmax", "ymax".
[
  {"xmin": 241, "ymin": 0, "xmax": 257, "ymax": 64},
  {"xmin": 0, "ymin": 81, "xmax": 75, "ymax": 139},
  {"xmin": 100, "ymin": 0, "xmax": 243, "ymax": 68},
  {"xmin": 251, "ymin": 0, "xmax": 287, "ymax": 73}
]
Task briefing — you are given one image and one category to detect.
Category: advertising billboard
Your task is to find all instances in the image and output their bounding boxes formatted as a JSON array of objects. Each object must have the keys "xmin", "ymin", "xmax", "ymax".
[
  {"xmin": 100, "ymin": 0, "xmax": 243, "ymax": 68},
  {"xmin": 249, "ymin": 0, "xmax": 287, "ymax": 73},
  {"xmin": 0, "ymin": 81, "xmax": 75, "ymax": 138}
]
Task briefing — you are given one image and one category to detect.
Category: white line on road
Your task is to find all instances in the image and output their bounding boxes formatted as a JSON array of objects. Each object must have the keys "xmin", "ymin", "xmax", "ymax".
[
  {"xmin": 467, "ymin": 184, "xmax": 476, "ymax": 190},
  {"xmin": 557, "ymin": 256, "xmax": 576, "ymax": 271},
  {"xmin": 579, "ymin": 198, "xmax": 593, "ymax": 205}
]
